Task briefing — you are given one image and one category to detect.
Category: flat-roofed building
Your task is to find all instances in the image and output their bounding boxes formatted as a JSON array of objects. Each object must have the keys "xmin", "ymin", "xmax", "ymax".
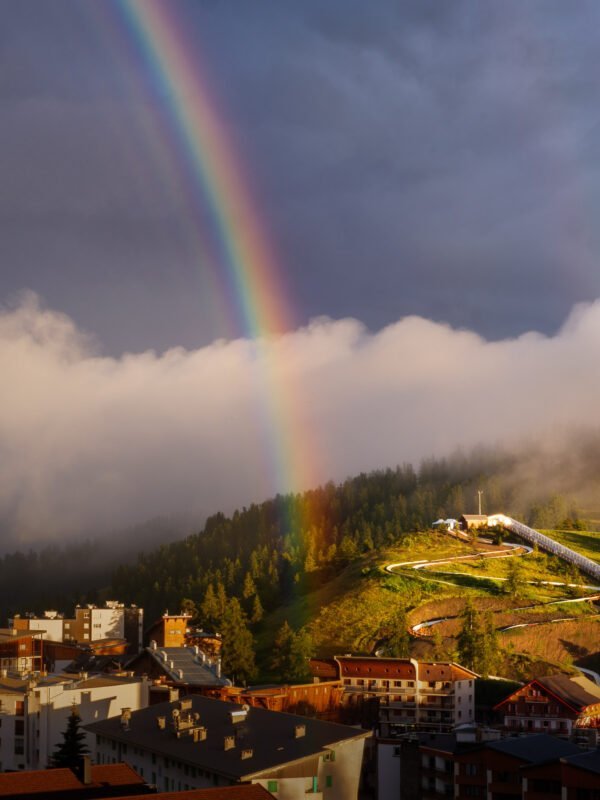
[{"xmin": 86, "ymin": 694, "xmax": 371, "ymax": 799}]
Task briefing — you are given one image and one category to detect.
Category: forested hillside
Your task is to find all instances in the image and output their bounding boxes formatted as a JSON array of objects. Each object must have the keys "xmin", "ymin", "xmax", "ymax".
[{"xmin": 111, "ymin": 450, "xmax": 528, "ymax": 628}]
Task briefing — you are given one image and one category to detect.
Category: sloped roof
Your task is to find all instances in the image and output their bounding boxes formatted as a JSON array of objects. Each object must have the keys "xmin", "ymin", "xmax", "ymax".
[
  {"xmin": 561, "ymin": 748, "xmax": 600, "ymax": 776},
  {"xmin": 487, "ymin": 734, "xmax": 581, "ymax": 764},
  {"xmin": 85, "ymin": 694, "xmax": 371, "ymax": 781},
  {"xmin": 537, "ymin": 674, "xmax": 600, "ymax": 711},
  {"xmin": 0, "ymin": 763, "xmax": 144, "ymax": 796}
]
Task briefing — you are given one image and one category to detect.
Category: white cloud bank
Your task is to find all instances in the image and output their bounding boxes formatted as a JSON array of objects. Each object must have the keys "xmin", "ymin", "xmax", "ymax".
[{"xmin": 1, "ymin": 293, "xmax": 600, "ymax": 541}]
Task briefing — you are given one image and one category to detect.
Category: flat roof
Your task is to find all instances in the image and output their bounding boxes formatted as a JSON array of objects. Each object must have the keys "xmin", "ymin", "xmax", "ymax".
[{"xmin": 85, "ymin": 694, "xmax": 371, "ymax": 781}]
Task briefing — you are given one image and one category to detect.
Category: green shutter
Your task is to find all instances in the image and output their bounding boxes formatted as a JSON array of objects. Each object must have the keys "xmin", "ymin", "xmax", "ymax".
[
  {"xmin": 267, "ymin": 780, "xmax": 278, "ymax": 792},
  {"xmin": 326, "ymin": 775, "xmax": 333, "ymax": 788}
]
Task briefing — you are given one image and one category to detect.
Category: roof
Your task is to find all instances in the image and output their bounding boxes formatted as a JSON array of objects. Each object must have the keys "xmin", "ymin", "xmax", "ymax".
[
  {"xmin": 486, "ymin": 734, "xmax": 581, "ymax": 764},
  {"xmin": 418, "ymin": 662, "xmax": 478, "ymax": 681},
  {"xmin": 0, "ymin": 763, "xmax": 144, "ymax": 797},
  {"xmin": 139, "ymin": 646, "xmax": 229, "ymax": 687},
  {"xmin": 536, "ymin": 674, "xmax": 600, "ymax": 711},
  {"xmin": 85, "ymin": 694, "xmax": 371, "ymax": 781},
  {"xmin": 417, "ymin": 733, "xmax": 461, "ymax": 754},
  {"xmin": 108, "ymin": 787, "xmax": 273, "ymax": 800},
  {"xmin": 460, "ymin": 515, "xmax": 488, "ymax": 521},
  {"xmin": 335, "ymin": 656, "xmax": 416, "ymax": 679},
  {"xmin": 561, "ymin": 749, "xmax": 600, "ymax": 776},
  {"xmin": 332, "ymin": 656, "xmax": 476, "ymax": 681}
]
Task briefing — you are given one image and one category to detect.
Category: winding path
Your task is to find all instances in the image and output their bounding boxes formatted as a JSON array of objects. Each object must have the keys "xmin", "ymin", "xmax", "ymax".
[{"xmin": 385, "ymin": 538, "xmax": 600, "ymax": 636}]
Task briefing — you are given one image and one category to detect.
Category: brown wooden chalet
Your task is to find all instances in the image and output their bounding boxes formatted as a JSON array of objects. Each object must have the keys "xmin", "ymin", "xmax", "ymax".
[{"xmin": 494, "ymin": 673, "xmax": 600, "ymax": 736}]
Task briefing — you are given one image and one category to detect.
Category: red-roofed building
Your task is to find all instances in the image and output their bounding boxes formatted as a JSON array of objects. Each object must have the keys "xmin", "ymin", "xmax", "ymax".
[
  {"xmin": 494, "ymin": 673, "xmax": 600, "ymax": 736},
  {"xmin": 310, "ymin": 656, "xmax": 477, "ymax": 732},
  {"xmin": 0, "ymin": 760, "xmax": 147, "ymax": 799}
]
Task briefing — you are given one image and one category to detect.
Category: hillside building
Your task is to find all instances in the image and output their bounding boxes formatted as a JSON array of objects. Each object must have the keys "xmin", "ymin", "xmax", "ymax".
[
  {"xmin": 311, "ymin": 656, "xmax": 477, "ymax": 732},
  {"xmin": 86, "ymin": 694, "xmax": 371, "ymax": 798},
  {"xmin": 494, "ymin": 673, "xmax": 600, "ymax": 736}
]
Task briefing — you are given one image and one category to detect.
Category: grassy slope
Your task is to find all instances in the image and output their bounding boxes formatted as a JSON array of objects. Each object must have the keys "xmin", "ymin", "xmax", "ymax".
[{"xmin": 257, "ymin": 529, "xmax": 600, "ymax": 679}]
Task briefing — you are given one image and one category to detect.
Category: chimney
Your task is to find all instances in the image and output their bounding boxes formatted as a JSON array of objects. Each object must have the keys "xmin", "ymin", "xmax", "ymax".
[
  {"xmin": 157, "ymin": 716, "xmax": 166, "ymax": 730},
  {"xmin": 177, "ymin": 669, "xmax": 184, "ymax": 680},
  {"xmin": 1, "ymin": 668, "xmax": 7, "ymax": 679},
  {"xmin": 224, "ymin": 735, "xmax": 235, "ymax": 750},
  {"xmin": 230, "ymin": 708, "xmax": 248, "ymax": 724},
  {"xmin": 241, "ymin": 748, "xmax": 253, "ymax": 760},
  {"xmin": 120, "ymin": 708, "xmax": 131, "ymax": 730},
  {"xmin": 150, "ymin": 640, "xmax": 157, "ymax": 650},
  {"xmin": 76, "ymin": 755, "xmax": 92, "ymax": 785},
  {"xmin": 294, "ymin": 724, "xmax": 306, "ymax": 738}
]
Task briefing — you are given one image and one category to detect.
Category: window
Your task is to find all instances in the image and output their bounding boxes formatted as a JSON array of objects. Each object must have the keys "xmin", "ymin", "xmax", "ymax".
[
  {"xmin": 326, "ymin": 775, "xmax": 333, "ymax": 788},
  {"xmin": 14, "ymin": 720, "xmax": 24, "ymax": 736},
  {"xmin": 465, "ymin": 763, "xmax": 478, "ymax": 776},
  {"xmin": 267, "ymin": 781, "xmax": 278, "ymax": 792},
  {"xmin": 15, "ymin": 701, "xmax": 24, "ymax": 716}
]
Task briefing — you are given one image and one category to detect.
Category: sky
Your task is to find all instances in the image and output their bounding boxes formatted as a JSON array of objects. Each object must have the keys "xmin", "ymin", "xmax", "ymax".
[{"xmin": 2, "ymin": 1, "xmax": 600, "ymax": 542}]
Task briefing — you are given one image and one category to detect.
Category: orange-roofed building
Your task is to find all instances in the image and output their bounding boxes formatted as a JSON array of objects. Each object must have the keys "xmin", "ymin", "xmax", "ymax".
[
  {"xmin": 0, "ymin": 760, "xmax": 146, "ymax": 798},
  {"xmin": 311, "ymin": 656, "xmax": 477, "ymax": 732}
]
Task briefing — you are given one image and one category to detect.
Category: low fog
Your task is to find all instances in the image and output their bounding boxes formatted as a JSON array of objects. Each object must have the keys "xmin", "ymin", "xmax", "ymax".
[{"xmin": 2, "ymin": 292, "xmax": 600, "ymax": 544}]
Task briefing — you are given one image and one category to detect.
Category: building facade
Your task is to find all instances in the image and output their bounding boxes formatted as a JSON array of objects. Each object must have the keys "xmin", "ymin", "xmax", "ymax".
[
  {"xmin": 0, "ymin": 672, "xmax": 149, "ymax": 771},
  {"xmin": 87, "ymin": 695, "xmax": 371, "ymax": 799}
]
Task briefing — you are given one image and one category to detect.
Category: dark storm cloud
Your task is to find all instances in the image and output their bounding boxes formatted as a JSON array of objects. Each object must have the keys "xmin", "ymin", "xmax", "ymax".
[{"xmin": 1, "ymin": 0, "xmax": 600, "ymax": 354}]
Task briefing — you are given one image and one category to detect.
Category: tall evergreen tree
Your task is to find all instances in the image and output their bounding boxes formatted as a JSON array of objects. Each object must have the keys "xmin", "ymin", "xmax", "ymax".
[
  {"xmin": 220, "ymin": 597, "xmax": 256, "ymax": 685},
  {"xmin": 384, "ymin": 607, "xmax": 410, "ymax": 658},
  {"xmin": 52, "ymin": 706, "xmax": 89, "ymax": 768},
  {"xmin": 271, "ymin": 621, "xmax": 315, "ymax": 682}
]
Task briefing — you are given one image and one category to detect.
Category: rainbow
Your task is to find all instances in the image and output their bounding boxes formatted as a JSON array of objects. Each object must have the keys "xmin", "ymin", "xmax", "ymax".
[{"xmin": 103, "ymin": 0, "xmax": 318, "ymax": 497}]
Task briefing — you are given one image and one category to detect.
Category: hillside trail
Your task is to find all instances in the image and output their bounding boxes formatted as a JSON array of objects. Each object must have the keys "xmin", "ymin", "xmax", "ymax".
[{"xmin": 385, "ymin": 539, "xmax": 600, "ymax": 636}]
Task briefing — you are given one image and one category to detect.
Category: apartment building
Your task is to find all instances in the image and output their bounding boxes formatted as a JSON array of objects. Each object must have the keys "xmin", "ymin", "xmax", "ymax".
[
  {"xmin": 494, "ymin": 673, "xmax": 600, "ymax": 736},
  {"xmin": 0, "ymin": 672, "xmax": 148, "ymax": 771},
  {"xmin": 311, "ymin": 656, "xmax": 477, "ymax": 732},
  {"xmin": 11, "ymin": 602, "xmax": 144, "ymax": 653},
  {"xmin": 86, "ymin": 695, "xmax": 371, "ymax": 799}
]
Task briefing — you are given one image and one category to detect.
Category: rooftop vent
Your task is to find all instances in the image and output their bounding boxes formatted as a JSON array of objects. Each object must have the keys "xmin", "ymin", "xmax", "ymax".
[
  {"xmin": 193, "ymin": 726, "xmax": 207, "ymax": 742},
  {"xmin": 241, "ymin": 749, "xmax": 253, "ymax": 760},
  {"xmin": 120, "ymin": 708, "xmax": 131, "ymax": 731},
  {"xmin": 294, "ymin": 724, "xmax": 306, "ymax": 739},
  {"xmin": 150, "ymin": 640, "xmax": 157, "ymax": 650},
  {"xmin": 224, "ymin": 735, "xmax": 236, "ymax": 751}
]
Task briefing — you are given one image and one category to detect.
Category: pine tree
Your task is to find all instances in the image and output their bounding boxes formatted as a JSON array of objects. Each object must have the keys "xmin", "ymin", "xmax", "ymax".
[
  {"xmin": 242, "ymin": 571, "xmax": 256, "ymax": 600},
  {"xmin": 271, "ymin": 622, "xmax": 315, "ymax": 682},
  {"xmin": 457, "ymin": 601, "xmax": 499, "ymax": 677},
  {"xmin": 385, "ymin": 607, "xmax": 410, "ymax": 658},
  {"xmin": 220, "ymin": 597, "xmax": 256, "ymax": 685},
  {"xmin": 250, "ymin": 593, "xmax": 264, "ymax": 624},
  {"xmin": 52, "ymin": 706, "xmax": 89, "ymax": 768},
  {"xmin": 200, "ymin": 584, "xmax": 219, "ymax": 628},
  {"xmin": 456, "ymin": 600, "xmax": 482, "ymax": 671}
]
